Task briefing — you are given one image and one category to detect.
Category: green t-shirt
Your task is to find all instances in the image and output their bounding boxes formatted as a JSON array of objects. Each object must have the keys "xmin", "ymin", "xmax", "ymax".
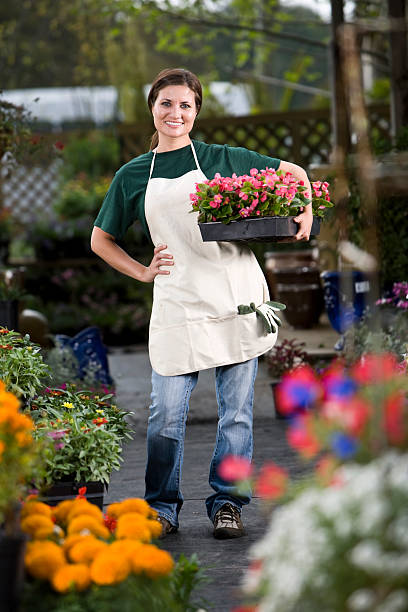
[{"xmin": 94, "ymin": 140, "xmax": 281, "ymax": 244}]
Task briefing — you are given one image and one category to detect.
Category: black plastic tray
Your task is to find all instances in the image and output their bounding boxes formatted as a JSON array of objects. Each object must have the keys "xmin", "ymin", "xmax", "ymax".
[{"xmin": 199, "ymin": 216, "xmax": 321, "ymax": 243}]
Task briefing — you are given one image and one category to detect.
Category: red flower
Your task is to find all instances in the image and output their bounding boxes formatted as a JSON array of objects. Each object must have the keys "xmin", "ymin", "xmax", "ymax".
[
  {"xmin": 352, "ymin": 353, "xmax": 399, "ymax": 384},
  {"xmin": 92, "ymin": 417, "xmax": 108, "ymax": 426},
  {"xmin": 277, "ymin": 365, "xmax": 321, "ymax": 414},
  {"xmin": 218, "ymin": 455, "xmax": 253, "ymax": 482},
  {"xmin": 104, "ymin": 514, "xmax": 117, "ymax": 532},
  {"xmin": 287, "ymin": 415, "xmax": 321, "ymax": 458},
  {"xmin": 76, "ymin": 487, "xmax": 87, "ymax": 499},
  {"xmin": 384, "ymin": 391, "xmax": 406, "ymax": 445},
  {"xmin": 322, "ymin": 397, "xmax": 371, "ymax": 436},
  {"xmin": 54, "ymin": 140, "xmax": 65, "ymax": 151},
  {"xmin": 255, "ymin": 462, "xmax": 288, "ymax": 499}
]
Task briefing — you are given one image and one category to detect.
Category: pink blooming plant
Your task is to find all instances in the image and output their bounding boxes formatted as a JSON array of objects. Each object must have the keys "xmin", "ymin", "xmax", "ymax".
[{"xmin": 190, "ymin": 168, "xmax": 333, "ymax": 224}]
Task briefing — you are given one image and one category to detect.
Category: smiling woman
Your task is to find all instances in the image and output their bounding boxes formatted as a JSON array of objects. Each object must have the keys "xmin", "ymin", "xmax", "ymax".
[{"xmin": 90, "ymin": 67, "xmax": 314, "ymax": 542}]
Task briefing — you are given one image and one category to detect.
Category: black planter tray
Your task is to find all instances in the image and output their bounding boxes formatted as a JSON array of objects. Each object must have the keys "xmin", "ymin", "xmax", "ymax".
[
  {"xmin": 40, "ymin": 479, "xmax": 107, "ymax": 509},
  {"xmin": 199, "ymin": 215, "xmax": 321, "ymax": 243}
]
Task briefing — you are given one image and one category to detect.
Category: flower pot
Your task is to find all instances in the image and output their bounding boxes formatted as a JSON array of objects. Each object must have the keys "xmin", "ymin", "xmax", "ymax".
[
  {"xmin": 0, "ymin": 299, "xmax": 19, "ymax": 331},
  {"xmin": 320, "ymin": 270, "xmax": 372, "ymax": 334},
  {"xmin": 0, "ymin": 532, "xmax": 26, "ymax": 612},
  {"xmin": 40, "ymin": 479, "xmax": 106, "ymax": 510},
  {"xmin": 198, "ymin": 216, "xmax": 321, "ymax": 243},
  {"xmin": 270, "ymin": 381, "xmax": 288, "ymax": 420}
]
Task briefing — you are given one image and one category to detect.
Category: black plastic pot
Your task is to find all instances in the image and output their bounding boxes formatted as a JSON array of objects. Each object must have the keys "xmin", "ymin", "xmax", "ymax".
[
  {"xmin": 199, "ymin": 216, "xmax": 321, "ymax": 243},
  {"xmin": 40, "ymin": 480, "xmax": 106, "ymax": 510},
  {"xmin": 0, "ymin": 532, "xmax": 26, "ymax": 612},
  {"xmin": 0, "ymin": 300, "xmax": 19, "ymax": 331}
]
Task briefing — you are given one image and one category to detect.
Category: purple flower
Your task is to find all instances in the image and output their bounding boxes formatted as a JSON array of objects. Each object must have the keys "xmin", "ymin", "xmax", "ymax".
[
  {"xmin": 330, "ymin": 432, "xmax": 358, "ymax": 459},
  {"xmin": 47, "ymin": 430, "xmax": 66, "ymax": 440},
  {"xmin": 54, "ymin": 442, "xmax": 65, "ymax": 450}
]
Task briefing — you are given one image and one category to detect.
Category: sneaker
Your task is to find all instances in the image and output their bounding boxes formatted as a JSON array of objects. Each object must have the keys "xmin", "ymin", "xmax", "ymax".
[
  {"xmin": 213, "ymin": 503, "xmax": 245, "ymax": 539},
  {"xmin": 157, "ymin": 515, "xmax": 178, "ymax": 539}
]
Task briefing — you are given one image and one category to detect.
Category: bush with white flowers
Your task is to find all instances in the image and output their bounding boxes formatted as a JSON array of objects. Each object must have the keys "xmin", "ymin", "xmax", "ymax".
[{"xmin": 243, "ymin": 452, "xmax": 408, "ymax": 612}]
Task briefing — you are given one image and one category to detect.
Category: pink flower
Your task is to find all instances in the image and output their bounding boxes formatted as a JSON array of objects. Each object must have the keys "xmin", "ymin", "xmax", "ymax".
[
  {"xmin": 250, "ymin": 168, "xmax": 259, "ymax": 176},
  {"xmin": 209, "ymin": 201, "xmax": 219, "ymax": 209},
  {"xmin": 218, "ymin": 455, "xmax": 253, "ymax": 481},
  {"xmin": 255, "ymin": 462, "xmax": 288, "ymax": 499}
]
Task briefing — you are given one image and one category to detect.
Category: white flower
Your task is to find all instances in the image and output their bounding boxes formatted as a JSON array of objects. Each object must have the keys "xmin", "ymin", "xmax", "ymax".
[
  {"xmin": 347, "ymin": 588, "xmax": 376, "ymax": 611},
  {"xmin": 378, "ymin": 590, "xmax": 408, "ymax": 612}
]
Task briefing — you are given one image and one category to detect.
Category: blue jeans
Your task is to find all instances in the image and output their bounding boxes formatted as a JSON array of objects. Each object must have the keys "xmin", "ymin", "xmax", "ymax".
[{"xmin": 144, "ymin": 358, "xmax": 258, "ymax": 528}]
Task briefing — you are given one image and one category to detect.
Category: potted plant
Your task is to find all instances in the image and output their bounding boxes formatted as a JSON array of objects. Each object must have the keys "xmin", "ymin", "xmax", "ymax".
[
  {"xmin": 265, "ymin": 338, "xmax": 308, "ymax": 418},
  {"xmin": 190, "ymin": 168, "xmax": 333, "ymax": 242},
  {"xmin": 0, "ymin": 328, "xmax": 50, "ymax": 402},
  {"xmin": 0, "ymin": 381, "xmax": 43, "ymax": 612},
  {"xmin": 29, "ymin": 384, "xmax": 133, "ymax": 507},
  {"xmin": 20, "ymin": 495, "xmax": 204, "ymax": 612}
]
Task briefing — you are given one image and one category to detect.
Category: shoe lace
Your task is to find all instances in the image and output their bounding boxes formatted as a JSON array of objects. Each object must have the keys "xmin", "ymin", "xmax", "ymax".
[{"xmin": 217, "ymin": 503, "xmax": 239, "ymax": 522}]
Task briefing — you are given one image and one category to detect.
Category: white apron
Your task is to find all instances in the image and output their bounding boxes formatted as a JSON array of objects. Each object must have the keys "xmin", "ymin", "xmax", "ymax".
[{"xmin": 145, "ymin": 142, "xmax": 278, "ymax": 376}]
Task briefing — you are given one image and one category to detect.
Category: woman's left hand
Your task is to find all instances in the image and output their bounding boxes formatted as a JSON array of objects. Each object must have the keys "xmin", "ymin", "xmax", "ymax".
[{"xmin": 293, "ymin": 209, "xmax": 313, "ymax": 241}]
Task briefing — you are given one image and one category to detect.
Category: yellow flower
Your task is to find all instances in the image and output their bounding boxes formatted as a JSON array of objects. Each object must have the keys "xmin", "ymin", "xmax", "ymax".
[
  {"xmin": 27, "ymin": 346, "xmax": 33, "ymax": 351},
  {"xmin": 25, "ymin": 541, "xmax": 65, "ymax": 580},
  {"xmin": 95, "ymin": 409, "xmax": 104, "ymax": 414},
  {"xmin": 66, "ymin": 499, "xmax": 103, "ymax": 523},
  {"xmin": 115, "ymin": 513, "xmax": 152, "ymax": 542},
  {"xmin": 130, "ymin": 544, "xmax": 174, "ymax": 578},
  {"xmin": 107, "ymin": 498, "xmax": 152, "ymax": 519},
  {"xmin": 69, "ymin": 536, "xmax": 108, "ymax": 564},
  {"xmin": 62, "ymin": 533, "xmax": 87, "ymax": 555},
  {"xmin": 53, "ymin": 500, "xmax": 75, "ymax": 524},
  {"xmin": 63, "ymin": 402, "xmax": 74, "ymax": 409},
  {"xmin": 68, "ymin": 515, "xmax": 110, "ymax": 539},
  {"xmin": 21, "ymin": 514, "xmax": 55, "ymax": 538},
  {"xmin": 51, "ymin": 563, "xmax": 91, "ymax": 593},
  {"xmin": 146, "ymin": 519, "xmax": 163, "ymax": 539},
  {"xmin": 21, "ymin": 501, "xmax": 53, "ymax": 520},
  {"xmin": 15, "ymin": 431, "xmax": 33, "ymax": 447},
  {"xmin": 90, "ymin": 550, "xmax": 130, "ymax": 585},
  {"xmin": 108, "ymin": 539, "xmax": 142, "ymax": 560}
]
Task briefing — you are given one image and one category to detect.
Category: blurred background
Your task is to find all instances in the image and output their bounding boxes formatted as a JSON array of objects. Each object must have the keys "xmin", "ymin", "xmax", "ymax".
[{"xmin": 0, "ymin": 0, "xmax": 406, "ymax": 350}]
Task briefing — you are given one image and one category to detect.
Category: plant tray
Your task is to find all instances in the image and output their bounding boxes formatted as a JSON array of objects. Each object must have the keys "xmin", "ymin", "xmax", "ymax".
[
  {"xmin": 198, "ymin": 215, "xmax": 321, "ymax": 243},
  {"xmin": 40, "ymin": 480, "xmax": 106, "ymax": 509}
]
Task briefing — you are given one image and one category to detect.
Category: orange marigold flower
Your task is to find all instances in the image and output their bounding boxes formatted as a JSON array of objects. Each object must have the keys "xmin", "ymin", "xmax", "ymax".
[
  {"xmin": 62, "ymin": 533, "xmax": 87, "ymax": 555},
  {"xmin": 66, "ymin": 499, "xmax": 103, "ymax": 523},
  {"xmin": 90, "ymin": 551, "xmax": 131, "ymax": 585},
  {"xmin": 15, "ymin": 431, "xmax": 33, "ymax": 447},
  {"xmin": 108, "ymin": 539, "xmax": 142, "ymax": 560},
  {"xmin": 21, "ymin": 501, "xmax": 53, "ymax": 520},
  {"xmin": 69, "ymin": 536, "xmax": 108, "ymax": 564},
  {"xmin": 21, "ymin": 514, "xmax": 55, "ymax": 537},
  {"xmin": 53, "ymin": 500, "xmax": 75, "ymax": 524},
  {"xmin": 108, "ymin": 498, "xmax": 152, "ymax": 518},
  {"xmin": 115, "ymin": 513, "xmax": 152, "ymax": 541},
  {"xmin": 51, "ymin": 563, "xmax": 91, "ymax": 593},
  {"xmin": 67, "ymin": 515, "xmax": 110, "ymax": 539},
  {"xmin": 0, "ymin": 440, "xmax": 5, "ymax": 456},
  {"xmin": 25, "ymin": 541, "xmax": 65, "ymax": 580},
  {"xmin": 146, "ymin": 519, "xmax": 163, "ymax": 539},
  {"xmin": 130, "ymin": 544, "xmax": 174, "ymax": 578}
]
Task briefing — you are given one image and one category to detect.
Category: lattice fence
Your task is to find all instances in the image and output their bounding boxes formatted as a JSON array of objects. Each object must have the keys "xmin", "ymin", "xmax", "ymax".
[{"xmin": 1, "ymin": 159, "xmax": 63, "ymax": 224}]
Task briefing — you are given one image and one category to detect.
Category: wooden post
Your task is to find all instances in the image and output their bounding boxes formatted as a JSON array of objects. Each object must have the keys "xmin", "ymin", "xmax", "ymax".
[
  {"xmin": 329, "ymin": 0, "xmax": 350, "ymax": 156},
  {"xmin": 387, "ymin": 0, "xmax": 408, "ymax": 139}
]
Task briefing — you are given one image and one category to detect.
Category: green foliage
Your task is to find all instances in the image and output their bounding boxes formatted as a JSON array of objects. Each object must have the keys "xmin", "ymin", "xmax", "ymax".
[
  {"xmin": 30, "ymin": 383, "xmax": 133, "ymax": 486},
  {"xmin": 61, "ymin": 133, "xmax": 119, "ymax": 181},
  {"xmin": 21, "ymin": 554, "xmax": 207, "ymax": 612},
  {"xmin": 0, "ymin": 329, "xmax": 50, "ymax": 399},
  {"xmin": 54, "ymin": 176, "xmax": 112, "ymax": 220},
  {"xmin": 266, "ymin": 338, "xmax": 307, "ymax": 379}
]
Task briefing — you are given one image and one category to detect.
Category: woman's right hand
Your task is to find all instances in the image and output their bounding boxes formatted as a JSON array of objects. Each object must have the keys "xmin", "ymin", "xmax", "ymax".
[{"xmin": 141, "ymin": 244, "xmax": 174, "ymax": 282}]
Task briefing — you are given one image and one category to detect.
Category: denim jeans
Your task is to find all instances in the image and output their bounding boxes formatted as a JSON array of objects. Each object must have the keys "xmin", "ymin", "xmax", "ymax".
[{"xmin": 144, "ymin": 358, "xmax": 258, "ymax": 527}]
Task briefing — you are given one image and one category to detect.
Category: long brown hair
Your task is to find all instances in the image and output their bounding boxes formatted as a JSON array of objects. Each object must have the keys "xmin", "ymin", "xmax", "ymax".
[{"xmin": 147, "ymin": 68, "xmax": 203, "ymax": 151}]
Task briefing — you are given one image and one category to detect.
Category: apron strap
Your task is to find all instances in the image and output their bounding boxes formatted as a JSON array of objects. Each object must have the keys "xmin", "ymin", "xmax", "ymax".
[
  {"xmin": 148, "ymin": 150, "xmax": 157, "ymax": 180},
  {"xmin": 148, "ymin": 141, "xmax": 201, "ymax": 181},
  {"xmin": 190, "ymin": 141, "xmax": 203, "ymax": 174}
]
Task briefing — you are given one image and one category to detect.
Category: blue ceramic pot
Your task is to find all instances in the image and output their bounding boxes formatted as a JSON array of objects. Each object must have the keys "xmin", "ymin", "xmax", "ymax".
[{"xmin": 320, "ymin": 270, "xmax": 371, "ymax": 334}]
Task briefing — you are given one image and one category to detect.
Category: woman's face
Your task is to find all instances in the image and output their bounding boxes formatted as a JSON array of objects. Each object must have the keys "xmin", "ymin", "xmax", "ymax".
[{"xmin": 152, "ymin": 85, "xmax": 197, "ymax": 146}]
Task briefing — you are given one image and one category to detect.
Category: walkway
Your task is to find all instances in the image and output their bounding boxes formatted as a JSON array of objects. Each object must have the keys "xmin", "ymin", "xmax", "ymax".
[{"xmin": 105, "ymin": 317, "xmax": 338, "ymax": 611}]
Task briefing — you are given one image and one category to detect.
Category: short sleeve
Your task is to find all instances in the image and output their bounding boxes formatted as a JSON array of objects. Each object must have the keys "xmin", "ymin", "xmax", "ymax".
[
  {"xmin": 225, "ymin": 145, "xmax": 280, "ymax": 175},
  {"xmin": 93, "ymin": 171, "xmax": 135, "ymax": 241}
]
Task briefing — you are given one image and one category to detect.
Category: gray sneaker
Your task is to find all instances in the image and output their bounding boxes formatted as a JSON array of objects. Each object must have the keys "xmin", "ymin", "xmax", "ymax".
[{"xmin": 213, "ymin": 503, "xmax": 245, "ymax": 539}]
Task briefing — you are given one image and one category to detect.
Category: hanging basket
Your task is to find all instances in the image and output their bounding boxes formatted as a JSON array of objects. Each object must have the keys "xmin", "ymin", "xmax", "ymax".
[{"xmin": 198, "ymin": 215, "xmax": 321, "ymax": 243}]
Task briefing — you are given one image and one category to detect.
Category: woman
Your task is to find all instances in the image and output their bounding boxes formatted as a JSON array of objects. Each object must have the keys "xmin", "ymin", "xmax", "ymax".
[{"xmin": 91, "ymin": 68, "xmax": 313, "ymax": 539}]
